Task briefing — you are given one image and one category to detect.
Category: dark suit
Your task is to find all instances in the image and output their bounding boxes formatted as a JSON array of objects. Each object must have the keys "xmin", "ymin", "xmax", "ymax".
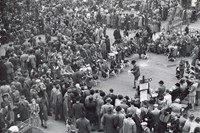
[
  {"xmin": 76, "ymin": 117, "xmax": 91, "ymax": 133},
  {"xmin": 102, "ymin": 113, "xmax": 118, "ymax": 133},
  {"xmin": 72, "ymin": 102, "xmax": 85, "ymax": 120}
]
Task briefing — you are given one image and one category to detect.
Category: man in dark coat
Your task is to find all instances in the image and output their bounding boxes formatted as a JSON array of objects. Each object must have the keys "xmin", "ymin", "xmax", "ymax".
[
  {"xmin": 113, "ymin": 28, "xmax": 121, "ymax": 41},
  {"xmin": 76, "ymin": 112, "xmax": 91, "ymax": 133},
  {"xmin": 102, "ymin": 107, "xmax": 118, "ymax": 133},
  {"xmin": 72, "ymin": 97, "xmax": 86, "ymax": 120}
]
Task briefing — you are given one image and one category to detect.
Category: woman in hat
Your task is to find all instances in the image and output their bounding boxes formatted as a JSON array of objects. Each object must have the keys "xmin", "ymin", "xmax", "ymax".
[{"xmin": 29, "ymin": 98, "xmax": 40, "ymax": 127}]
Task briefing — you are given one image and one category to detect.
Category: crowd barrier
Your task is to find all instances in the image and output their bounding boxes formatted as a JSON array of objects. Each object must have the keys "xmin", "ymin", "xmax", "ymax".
[{"xmin": 5, "ymin": 119, "xmax": 44, "ymax": 133}]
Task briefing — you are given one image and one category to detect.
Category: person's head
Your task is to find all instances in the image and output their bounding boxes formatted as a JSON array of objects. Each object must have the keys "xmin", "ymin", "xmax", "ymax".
[
  {"xmin": 182, "ymin": 113, "xmax": 188, "ymax": 119},
  {"xmin": 130, "ymin": 100, "xmax": 135, "ymax": 106},
  {"xmin": 194, "ymin": 127, "xmax": 200, "ymax": 133},
  {"xmin": 31, "ymin": 98, "xmax": 36, "ymax": 104},
  {"xmin": 189, "ymin": 114, "xmax": 195, "ymax": 121},
  {"xmin": 90, "ymin": 89, "xmax": 95, "ymax": 95},
  {"xmin": 106, "ymin": 97, "xmax": 112, "ymax": 103},
  {"xmin": 131, "ymin": 60, "xmax": 136, "ymax": 66},
  {"xmin": 80, "ymin": 112, "xmax": 86, "ymax": 118},
  {"xmin": 100, "ymin": 91, "xmax": 105, "ymax": 97},
  {"xmin": 56, "ymin": 84, "xmax": 60, "ymax": 90},
  {"xmin": 195, "ymin": 117, "xmax": 200, "ymax": 123},
  {"xmin": 159, "ymin": 80, "xmax": 164, "ymax": 85},
  {"xmin": 89, "ymin": 96, "xmax": 93, "ymax": 102},
  {"xmin": 141, "ymin": 122, "xmax": 148, "ymax": 129},
  {"xmin": 2, "ymin": 93, "xmax": 9, "ymax": 101},
  {"xmin": 175, "ymin": 83, "xmax": 180, "ymax": 88},
  {"xmin": 166, "ymin": 89, "xmax": 170, "ymax": 94},
  {"xmin": 116, "ymin": 106, "xmax": 122, "ymax": 112},
  {"xmin": 109, "ymin": 88, "xmax": 114, "ymax": 93},
  {"xmin": 118, "ymin": 95, "xmax": 123, "ymax": 100}
]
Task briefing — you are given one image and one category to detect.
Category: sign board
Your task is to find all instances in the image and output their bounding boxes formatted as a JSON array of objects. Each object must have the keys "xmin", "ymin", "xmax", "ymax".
[
  {"xmin": 140, "ymin": 90, "xmax": 148, "ymax": 102},
  {"xmin": 139, "ymin": 82, "xmax": 149, "ymax": 102},
  {"xmin": 139, "ymin": 82, "xmax": 149, "ymax": 91}
]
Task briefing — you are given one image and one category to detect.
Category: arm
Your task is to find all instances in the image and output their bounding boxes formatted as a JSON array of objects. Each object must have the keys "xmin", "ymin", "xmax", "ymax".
[{"xmin": 132, "ymin": 123, "xmax": 137, "ymax": 133}]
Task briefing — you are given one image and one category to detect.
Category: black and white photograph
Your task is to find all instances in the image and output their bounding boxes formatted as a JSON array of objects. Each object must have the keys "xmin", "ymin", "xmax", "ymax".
[{"xmin": 0, "ymin": 0, "xmax": 200, "ymax": 133}]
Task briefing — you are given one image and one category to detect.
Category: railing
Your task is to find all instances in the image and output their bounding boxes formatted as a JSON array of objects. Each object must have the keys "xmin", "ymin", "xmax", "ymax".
[{"xmin": 5, "ymin": 118, "xmax": 44, "ymax": 133}]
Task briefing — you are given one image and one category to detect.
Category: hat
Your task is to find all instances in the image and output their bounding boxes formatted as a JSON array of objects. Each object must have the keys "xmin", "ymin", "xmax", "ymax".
[
  {"xmin": 159, "ymin": 80, "xmax": 164, "ymax": 84},
  {"xmin": 2, "ymin": 93, "xmax": 9, "ymax": 98},
  {"xmin": 153, "ymin": 104, "xmax": 158, "ymax": 107},
  {"xmin": 141, "ymin": 122, "xmax": 147, "ymax": 126},
  {"xmin": 189, "ymin": 114, "xmax": 195, "ymax": 119},
  {"xmin": 8, "ymin": 126, "xmax": 19, "ymax": 132},
  {"xmin": 174, "ymin": 98, "xmax": 180, "ymax": 103}
]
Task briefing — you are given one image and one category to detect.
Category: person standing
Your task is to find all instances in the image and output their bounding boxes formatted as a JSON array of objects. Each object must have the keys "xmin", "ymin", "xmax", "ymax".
[
  {"xmin": 4, "ymin": 58, "xmax": 14, "ymax": 83},
  {"xmin": 123, "ymin": 113, "xmax": 137, "ymax": 133},
  {"xmin": 130, "ymin": 60, "xmax": 140, "ymax": 89},
  {"xmin": 156, "ymin": 80, "xmax": 166, "ymax": 99},
  {"xmin": 29, "ymin": 98, "xmax": 40, "ymax": 127},
  {"xmin": 38, "ymin": 91, "xmax": 48, "ymax": 129},
  {"xmin": 102, "ymin": 107, "xmax": 118, "ymax": 133},
  {"xmin": 76, "ymin": 112, "xmax": 91, "ymax": 133},
  {"xmin": 72, "ymin": 97, "xmax": 85, "ymax": 120}
]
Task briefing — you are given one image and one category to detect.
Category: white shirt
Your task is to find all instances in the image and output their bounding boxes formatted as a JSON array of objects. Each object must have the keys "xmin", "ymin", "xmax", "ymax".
[{"xmin": 164, "ymin": 93, "xmax": 172, "ymax": 107}]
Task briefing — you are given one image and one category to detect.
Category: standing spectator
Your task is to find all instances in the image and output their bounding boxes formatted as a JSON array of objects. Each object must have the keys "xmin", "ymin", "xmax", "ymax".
[
  {"xmin": 123, "ymin": 113, "xmax": 137, "ymax": 133},
  {"xmin": 127, "ymin": 100, "xmax": 137, "ymax": 116},
  {"xmin": 96, "ymin": 91, "xmax": 105, "ymax": 132},
  {"xmin": 38, "ymin": 91, "xmax": 48, "ymax": 129},
  {"xmin": 11, "ymin": 76, "xmax": 23, "ymax": 94},
  {"xmin": 102, "ymin": 107, "xmax": 118, "ymax": 133},
  {"xmin": 1, "ymin": 93, "xmax": 11, "ymax": 127},
  {"xmin": 156, "ymin": 80, "xmax": 166, "ymax": 99},
  {"xmin": 115, "ymin": 106, "xmax": 125, "ymax": 133},
  {"xmin": 0, "ymin": 59, "xmax": 7, "ymax": 81},
  {"xmin": 54, "ymin": 84, "xmax": 63, "ymax": 120},
  {"xmin": 27, "ymin": 50, "xmax": 36, "ymax": 71},
  {"xmin": 148, "ymin": 104, "xmax": 160, "ymax": 132},
  {"xmin": 164, "ymin": 89, "xmax": 172, "ymax": 107},
  {"xmin": 105, "ymin": 89, "xmax": 117, "ymax": 106},
  {"xmin": 189, "ymin": 80, "xmax": 198, "ymax": 111},
  {"xmin": 76, "ymin": 112, "xmax": 91, "ymax": 133},
  {"xmin": 72, "ymin": 97, "xmax": 85, "ymax": 120},
  {"xmin": 85, "ymin": 97, "xmax": 97, "ymax": 131},
  {"xmin": 192, "ymin": 45, "xmax": 199, "ymax": 66},
  {"xmin": 4, "ymin": 58, "xmax": 14, "ymax": 83},
  {"xmin": 182, "ymin": 114, "xmax": 195, "ymax": 133},
  {"xmin": 113, "ymin": 27, "xmax": 121, "ymax": 42},
  {"xmin": 157, "ymin": 108, "xmax": 173, "ymax": 133},
  {"xmin": 29, "ymin": 98, "xmax": 40, "ymax": 127},
  {"xmin": 100, "ymin": 97, "xmax": 114, "ymax": 115}
]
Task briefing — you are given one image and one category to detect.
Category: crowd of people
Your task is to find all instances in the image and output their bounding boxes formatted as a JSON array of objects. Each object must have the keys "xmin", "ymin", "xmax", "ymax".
[{"xmin": 0, "ymin": 0, "xmax": 200, "ymax": 133}]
